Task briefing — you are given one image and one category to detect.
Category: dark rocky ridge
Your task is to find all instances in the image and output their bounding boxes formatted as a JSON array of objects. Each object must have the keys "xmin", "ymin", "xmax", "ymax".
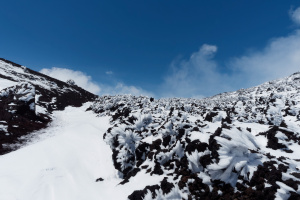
[
  {"xmin": 0, "ymin": 58, "xmax": 97, "ymax": 155},
  {"xmin": 0, "ymin": 58, "xmax": 96, "ymax": 110}
]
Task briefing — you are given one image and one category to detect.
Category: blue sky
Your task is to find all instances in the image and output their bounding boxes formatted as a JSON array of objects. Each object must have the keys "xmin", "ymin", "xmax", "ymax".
[{"xmin": 1, "ymin": 1, "xmax": 300, "ymax": 97}]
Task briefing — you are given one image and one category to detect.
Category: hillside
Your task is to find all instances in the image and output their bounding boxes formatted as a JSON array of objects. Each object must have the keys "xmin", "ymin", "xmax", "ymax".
[
  {"xmin": 0, "ymin": 58, "xmax": 97, "ymax": 154},
  {"xmin": 0, "ymin": 59, "xmax": 300, "ymax": 199},
  {"xmin": 89, "ymin": 72, "xmax": 300, "ymax": 199}
]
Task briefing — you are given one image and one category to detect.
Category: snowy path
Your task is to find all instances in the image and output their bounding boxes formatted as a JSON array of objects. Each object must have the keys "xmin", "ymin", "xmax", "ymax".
[{"xmin": 0, "ymin": 104, "xmax": 161, "ymax": 200}]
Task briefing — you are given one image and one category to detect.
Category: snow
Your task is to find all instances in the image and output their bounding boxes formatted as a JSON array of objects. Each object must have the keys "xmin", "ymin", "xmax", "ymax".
[
  {"xmin": 187, "ymin": 150, "xmax": 204, "ymax": 173},
  {"xmin": 0, "ymin": 124, "xmax": 8, "ymax": 132},
  {"xmin": 0, "ymin": 103, "xmax": 161, "ymax": 200},
  {"xmin": 189, "ymin": 131, "xmax": 210, "ymax": 143},
  {"xmin": 0, "ymin": 79, "xmax": 17, "ymax": 91},
  {"xmin": 275, "ymin": 181, "xmax": 296, "ymax": 200},
  {"xmin": 2, "ymin": 59, "xmax": 300, "ymax": 199},
  {"xmin": 0, "ymin": 60, "xmax": 79, "ymax": 95},
  {"xmin": 207, "ymin": 127, "xmax": 263, "ymax": 186}
]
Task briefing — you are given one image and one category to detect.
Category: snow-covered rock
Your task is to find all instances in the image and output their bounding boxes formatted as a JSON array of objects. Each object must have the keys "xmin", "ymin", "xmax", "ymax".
[{"xmin": 89, "ymin": 72, "xmax": 300, "ymax": 199}]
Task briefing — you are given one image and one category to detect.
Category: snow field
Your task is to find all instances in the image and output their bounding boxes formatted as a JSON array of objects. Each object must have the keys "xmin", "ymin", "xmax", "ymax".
[
  {"xmin": 0, "ymin": 103, "xmax": 162, "ymax": 200},
  {"xmin": 0, "ymin": 79, "xmax": 17, "ymax": 91}
]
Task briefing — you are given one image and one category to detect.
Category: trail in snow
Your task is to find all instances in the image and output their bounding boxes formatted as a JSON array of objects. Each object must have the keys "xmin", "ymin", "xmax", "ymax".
[{"xmin": 0, "ymin": 103, "xmax": 162, "ymax": 200}]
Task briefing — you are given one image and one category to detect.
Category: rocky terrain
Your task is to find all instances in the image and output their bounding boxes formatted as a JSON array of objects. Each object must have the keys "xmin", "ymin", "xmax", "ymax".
[
  {"xmin": 1, "ymin": 58, "xmax": 300, "ymax": 199},
  {"xmin": 89, "ymin": 72, "xmax": 300, "ymax": 199}
]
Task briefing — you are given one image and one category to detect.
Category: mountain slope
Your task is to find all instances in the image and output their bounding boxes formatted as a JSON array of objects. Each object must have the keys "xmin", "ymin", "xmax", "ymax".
[
  {"xmin": 0, "ymin": 103, "xmax": 176, "ymax": 200},
  {"xmin": 0, "ymin": 104, "xmax": 112, "ymax": 200},
  {"xmin": 0, "ymin": 58, "xmax": 97, "ymax": 154},
  {"xmin": 1, "ymin": 59, "xmax": 300, "ymax": 199},
  {"xmin": 89, "ymin": 72, "xmax": 300, "ymax": 199}
]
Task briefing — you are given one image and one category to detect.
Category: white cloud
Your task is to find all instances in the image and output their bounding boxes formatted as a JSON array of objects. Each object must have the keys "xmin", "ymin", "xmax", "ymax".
[
  {"xmin": 161, "ymin": 44, "xmax": 231, "ymax": 98},
  {"xmin": 290, "ymin": 6, "xmax": 300, "ymax": 25},
  {"xmin": 199, "ymin": 44, "xmax": 218, "ymax": 56},
  {"xmin": 99, "ymin": 83, "xmax": 154, "ymax": 97},
  {"xmin": 40, "ymin": 67, "xmax": 101, "ymax": 94},
  {"xmin": 40, "ymin": 67, "xmax": 153, "ymax": 97},
  {"xmin": 114, "ymin": 83, "xmax": 153, "ymax": 96},
  {"xmin": 161, "ymin": 29, "xmax": 300, "ymax": 98},
  {"xmin": 106, "ymin": 71, "xmax": 113, "ymax": 75},
  {"xmin": 229, "ymin": 30, "xmax": 300, "ymax": 87}
]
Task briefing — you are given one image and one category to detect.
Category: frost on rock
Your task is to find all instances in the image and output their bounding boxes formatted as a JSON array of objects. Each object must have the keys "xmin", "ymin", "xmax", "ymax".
[
  {"xmin": 135, "ymin": 114, "xmax": 152, "ymax": 131},
  {"xmin": 208, "ymin": 127, "xmax": 263, "ymax": 186},
  {"xmin": 0, "ymin": 82, "xmax": 43, "ymax": 154},
  {"xmin": 186, "ymin": 150, "xmax": 204, "ymax": 173},
  {"xmin": 91, "ymin": 71, "xmax": 300, "ymax": 199},
  {"xmin": 66, "ymin": 79, "xmax": 76, "ymax": 86}
]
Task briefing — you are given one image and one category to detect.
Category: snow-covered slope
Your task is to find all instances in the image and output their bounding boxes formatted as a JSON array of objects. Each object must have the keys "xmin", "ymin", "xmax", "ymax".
[
  {"xmin": 0, "ymin": 58, "xmax": 96, "ymax": 110},
  {"xmin": 0, "ymin": 58, "xmax": 96, "ymax": 154},
  {"xmin": 88, "ymin": 72, "xmax": 300, "ymax": 199},
  {"xmin": 0, "ymin": 104, "xmax": 176, "ymax": 200},
  {"xmin": 0, "ymin": 104, "xmax": 112, "ymax": 200},
  {"xmin": 1, "ymin": 58, "xmax": 300, "ymax": 199}
]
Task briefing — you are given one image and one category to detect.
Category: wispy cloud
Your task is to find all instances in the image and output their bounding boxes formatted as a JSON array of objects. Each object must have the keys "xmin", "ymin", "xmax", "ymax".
[
  {"xmin": 290, "ymin": 6, "xmax": 300, "ymax": 25},
  {"xmin": 106, "ymin": 71, "xmax": 113, "ymax": 75},
  {"xmin": 40, "ymin": 67, "xmax": 101, "ymax": 94},
  {"xmin": 160, "ymin": 44, "xmax": 229, "ymax": 98},
  {"xmin": 99, "ymin": 83, "xmax": 154, "ymax": 97},
  {"xmin": 40, "ymin": 67, "xmax": 153, "ymax": 97},
  {"xmin": 160, "ymin": 7, "xmax": 300, "ymax": 98},
  {"xmin": 229, "ymin": 30, "xmax": 300, "ymax": 87}
]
